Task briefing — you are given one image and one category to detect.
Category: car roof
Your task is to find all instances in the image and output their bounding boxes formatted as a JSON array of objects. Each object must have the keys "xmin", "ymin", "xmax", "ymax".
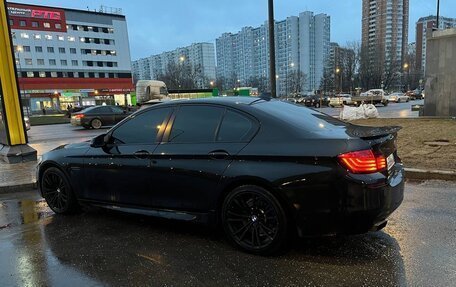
[{"xmin": 149, "ymin": 96, "xmax": 266, "ymax": 108}]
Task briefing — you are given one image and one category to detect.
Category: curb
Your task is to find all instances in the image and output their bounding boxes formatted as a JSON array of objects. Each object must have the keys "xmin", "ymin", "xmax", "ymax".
[
  {"xmin": 404, "ymin": 168, "xmax": 456, "ymax": 181},
  {"xmin": 0, "ymin": 182, "xmax": 37, "ymax": 194},
  {"xmin": 0, "ymin": 168, "xmax": 455, "ymax": 194}
]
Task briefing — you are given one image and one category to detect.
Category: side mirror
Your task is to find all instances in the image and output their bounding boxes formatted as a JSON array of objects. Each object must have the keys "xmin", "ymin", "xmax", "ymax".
[{"xmin": 90, "ymin": 133, "xmax": 108, "ymax": 148}]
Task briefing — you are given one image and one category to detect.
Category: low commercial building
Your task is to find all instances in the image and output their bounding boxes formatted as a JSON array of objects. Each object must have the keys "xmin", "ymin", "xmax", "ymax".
[{"xmin": 7, "ymin": 2, "xmax": 134, "ymax": 113}]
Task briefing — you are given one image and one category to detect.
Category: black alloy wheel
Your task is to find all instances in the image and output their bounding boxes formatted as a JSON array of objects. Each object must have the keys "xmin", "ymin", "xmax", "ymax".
[
  {"xmin": 41, "ymin": 167, "xmax": 79, "ymax": 214},
  {"xmin": 222, "ymin": 185, "xmax": 288, "ymax": 255},
  {"xmin": 91, "ymin": 118, "xmax": 102, "ymax": 129}
]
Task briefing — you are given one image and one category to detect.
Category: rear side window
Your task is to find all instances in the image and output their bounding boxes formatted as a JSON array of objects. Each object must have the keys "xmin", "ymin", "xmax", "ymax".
[
  {"xmin": 169, "ymin": 105, "xmax": 224, "ymax": 143},
  {"xmin": 255, "ymin": 100, "xmax": 348, "ymax": 131},
  {"xmin": 217, "ymin": 110, "xmax": 254, "ymax": 142},
  {"xmin": 94, "ymin": 106, "xmax": 112, "ymax": 114},
  {"xmin": 111, "ymin": 107, "xmax": 171, "ymax": 144}
]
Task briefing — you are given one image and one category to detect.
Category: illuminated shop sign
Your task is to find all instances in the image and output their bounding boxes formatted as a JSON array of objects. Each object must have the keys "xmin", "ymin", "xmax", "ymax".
[{"xmin": 7, "ymin": 6, "xmax": 62, "ymax": 20}]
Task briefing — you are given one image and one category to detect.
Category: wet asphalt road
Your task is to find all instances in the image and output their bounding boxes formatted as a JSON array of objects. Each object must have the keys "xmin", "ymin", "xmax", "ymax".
[{"xmin": 0, "ymin": 180, "xmax": 455, "ymax": 287}]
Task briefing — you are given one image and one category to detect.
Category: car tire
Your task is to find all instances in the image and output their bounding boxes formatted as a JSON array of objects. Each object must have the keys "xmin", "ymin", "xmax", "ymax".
[
  {"xmin": 41, "ymin": 167, "xmax": 80, "ymax": 214},
  {"xmin": 91, "ymin": 118, "xmax": 102, "ymax": 129},
  {"xmin": 329, "ymin": 105, "xmax": 334, "ymax": 108},
  {"xmin": 221, "ymin": 185, "xmax": 288, "ymax": 255},
  {"xmin": 383, "ymin": 101, "xmax": 388, "ymax": 106}
]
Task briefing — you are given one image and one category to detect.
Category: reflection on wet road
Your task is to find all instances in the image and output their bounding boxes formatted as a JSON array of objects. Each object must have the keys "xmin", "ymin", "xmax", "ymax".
[{"xmin": 0, "ymin": 180, "xmax": 455, "ymax": 286}]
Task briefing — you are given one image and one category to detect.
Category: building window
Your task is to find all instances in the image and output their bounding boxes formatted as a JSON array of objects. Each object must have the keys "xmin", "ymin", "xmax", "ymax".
[
  {"xmin": 80, "ymin": 37, "xmax": 85, "ymax": 42},
  {"xmin": 32, "ymin": 21, "xmax": 39, "ymax": 28},
  {"xmin": 43, "ymin": 22, "xmax": 51, "ymax": 28},
  {"xmin": 55, "ymin": 23, "xmax": 62, "ymax": 29},
  {"xmin": 35, "ymin": 46, "xmax": 43, "ymax": 52},
  {"xmin": 49, "ymin": 59, "xmax": 56, "ymax": 65},
  {"xmin": 39, "ymin": 71, "xmax": 46, "ymax": 78},
  {"xmin": 61, "ymin": 60, "xmax": 67, "ymax": 66},
  {"xmin": 47, "ymin": 47, "xmax": 54, "ymax": 53},
  {"xmin": 71, "ymin": 60, "xmax": 78, "ymax": 66},
  {"xmin": 34, "ymin": 34, "xmax": 41, "ymax": 40},
  {"xmin": 45, "ymin": 35, "xmax": 52, "ymax": 40},
  {"xmin": 37, "ymin": 59, "xmax": 45, "ymax": 65},
  {"xmin": 20, "ymin": 33, "xmax": 29, "ymax": 39},
  {"xmin": 58, "ymin": 35, "xmax": 64, "ymax": 41},
  {"xmin": 9, "ymin": 19, "xmax": 13, "ymax": 25},
  {"xmin": 67, "ymin": 36, "xmax": 75, "ymax": 42},
  {"xmin": 70, "ymin": 48, "xmax": 76, "ymax": 54},
  {"xmin": 23, "ymin": 46, "xmax": 31, "ymax": 52},
  {"xmin": 20, "ymin": 20, "xmax": 26, "ymax": 27},
  {"xmin": 25, "ymin": 58, "xmax": 33, "ymax": 65},
  {"xmin": 27, "ymin": 71, "xmax": 34, "ymax": 77},
  {"xmin": 51, "ymin": 72, "xmax": 58, "ymax": 77},
  {"xmin": 59, "ymin": 47, "xmax": 65, "ymax": 54}
]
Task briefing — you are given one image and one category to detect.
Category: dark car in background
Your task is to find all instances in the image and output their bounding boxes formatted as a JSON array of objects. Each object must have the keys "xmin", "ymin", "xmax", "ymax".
[
  {"xmin": 302, "ymin": 95, "xmax": 330, "ymax": 108},
  {"xmin": 39, "ymin": 97, "xmax": 404, "ymax": 255},
  {"xmin": 71, "ymin": 105, "xmax": 130, "ymax": 129}
]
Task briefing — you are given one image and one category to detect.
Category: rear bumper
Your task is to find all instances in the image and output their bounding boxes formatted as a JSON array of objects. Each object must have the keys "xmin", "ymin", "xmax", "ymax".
[{"xmin": 292, "ymin": 165, "xmax": 404, "ymax": 236}]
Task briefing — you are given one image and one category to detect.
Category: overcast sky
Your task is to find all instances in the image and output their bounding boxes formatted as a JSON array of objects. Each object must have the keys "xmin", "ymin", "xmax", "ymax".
[{"xmin": 8, "ymin": 0, "xmax": 455, "ymax": 60}]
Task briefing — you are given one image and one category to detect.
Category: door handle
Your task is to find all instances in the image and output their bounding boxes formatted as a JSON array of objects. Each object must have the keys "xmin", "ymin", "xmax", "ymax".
[
  {"xmin": 134, "ymin": 150, "xmax": 150, "ymax": 159},
  {"xmin": 208, "ymin": 150, "xmax": 230, "ymax": 160}
]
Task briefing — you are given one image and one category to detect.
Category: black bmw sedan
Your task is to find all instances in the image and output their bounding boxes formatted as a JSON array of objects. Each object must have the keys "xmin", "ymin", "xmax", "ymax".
[{"xmin": 38, "ymin": 96, "xmax": 404, "ymax": 255}]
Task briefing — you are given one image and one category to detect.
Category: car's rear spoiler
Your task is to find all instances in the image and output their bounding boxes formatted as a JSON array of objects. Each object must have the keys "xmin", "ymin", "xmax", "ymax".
[{"xmin": 346, "ymin": 124, "xmax": 402, "ymax": 139}]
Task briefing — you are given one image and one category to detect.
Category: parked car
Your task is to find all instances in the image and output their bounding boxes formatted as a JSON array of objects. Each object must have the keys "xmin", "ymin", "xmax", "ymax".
[
  {"xmin": 70, "ymin": 105, "xmax": 131, "ymax": 129},
  {"xmin": 413, "ymin": 89, "xmax": 424, "ymax": 100},
  {"xmin": 329, "ymin": 94, "xmax": 352, "ymax": 107},
  {"xmin": 302, "ymin": 95, "xmax": 329, "ymax": 108},
  {"xmin": 351, "ymin": 89, "xmax": 389, "ymax": 106},
  {"xmin": 388, "ymin": 92, "xmax": 409, "ymax": 103},
  {"xmin": 38, "ymin": 97, "xmax": 404, "ymax": 255}
]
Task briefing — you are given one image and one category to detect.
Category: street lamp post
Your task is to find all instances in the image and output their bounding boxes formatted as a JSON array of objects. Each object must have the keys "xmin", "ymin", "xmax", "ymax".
[
  {"xmin": 403, "ymin": 63, "xmax": 409, "ymax": 91},
  {"xmin": 286, "ymin": 62, "xmax": 294, "ymax": 98},
  {"xmin": 14, "ymin": 45, "xmax": 30, "ymax": 117},
  {"xmin": 335, "ymin": 68, "xmax": 342, "ymax": 95}
]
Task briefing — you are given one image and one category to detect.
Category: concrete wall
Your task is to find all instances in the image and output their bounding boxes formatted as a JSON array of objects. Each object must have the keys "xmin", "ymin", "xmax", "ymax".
[{"xmin": 424, "ymin": 28, "xmax": 456, "ymax": 116}]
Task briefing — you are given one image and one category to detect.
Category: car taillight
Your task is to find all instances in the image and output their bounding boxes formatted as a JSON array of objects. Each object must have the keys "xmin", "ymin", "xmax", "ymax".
[
  {"xmin": 73, "ymin": 114, "xmax": 84, "ymax": 119},
  {"xmin": 338, "ymin": 149, "xmax": 386, "ymax": 174}
]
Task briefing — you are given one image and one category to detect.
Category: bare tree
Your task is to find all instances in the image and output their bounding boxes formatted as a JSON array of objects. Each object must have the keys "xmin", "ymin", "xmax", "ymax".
[
  {"xmin": 157, "ymin": 61, "xmax": 208, "ymax": 89},
  {"xmin": 287, "ymin": 70, "xmax": 306, "ymax": 96},
  {"xmin": 246, "ymin": 76, "xmax": 269, "ymax": 93}
]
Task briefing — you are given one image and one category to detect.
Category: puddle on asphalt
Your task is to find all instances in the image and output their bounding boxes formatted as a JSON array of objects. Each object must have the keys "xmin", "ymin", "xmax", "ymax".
[{"xmin": 0, "ymin": 198, "xmax": 54, "ymax": 229}]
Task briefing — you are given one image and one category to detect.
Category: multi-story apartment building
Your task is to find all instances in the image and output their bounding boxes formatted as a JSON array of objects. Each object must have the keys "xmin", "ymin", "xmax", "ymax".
[
  {"xmin": 131, "ymin": 43, "xmax": 216, "ymax": 88},
  {"xmin": 361, "ymin": 0, "xmax": 409, "ymax": 83},
  {"xmin": 216, "ymin": 11, "xmax": 330, "ymax": 95},
  {"xmin": 416, "ymin": 15, "xmax": 456, "ymax": 73},
  {"xmin": 7, "ymin": 2, "xmax": 133, "ymax": 112}
]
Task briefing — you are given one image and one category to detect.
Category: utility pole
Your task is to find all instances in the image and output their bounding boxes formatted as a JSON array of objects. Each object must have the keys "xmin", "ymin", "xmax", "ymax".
[
  {"xmin": 436, "ymin": 0, "xmax": 440, "ymax": 30},
  {"xmin": 268, "ymin": 0, "xmax": 276, "ymax": 98}
]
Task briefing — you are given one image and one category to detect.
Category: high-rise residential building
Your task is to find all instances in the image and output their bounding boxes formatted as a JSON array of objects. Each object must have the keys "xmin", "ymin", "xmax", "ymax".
[
  {"xmin": 416, "ymin": 16, "xmax": 456, "ymax": 73},
  {"xmin": 216, "ymin": 11, "xmax": 330, "ymax": 94},
  {"xmin": 325, "ymin": 42, "xmax": 355, "ymax": 91},
  {"xmin": 361, "ymin": 0, "xmax": 409, "ymax": 84},
  {"xmin": 8, "ymin": 2, "xmax": 133, "ymax": 111},
  {"xmin": 131, "ymin": 43, "xmax": 216, "ymax": 88}
]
